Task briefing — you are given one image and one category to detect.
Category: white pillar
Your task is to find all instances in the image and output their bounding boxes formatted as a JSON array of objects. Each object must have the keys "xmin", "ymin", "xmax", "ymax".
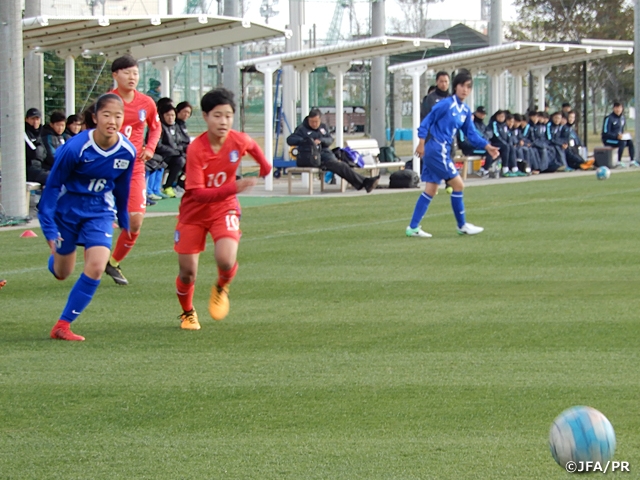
[
  {"xmin": 535, "ymin": 68, "xmax": 551, "ymax": 111},
  {"xmin": 299, "ymin": 69, "xmax": 310, "ymax": 189},
  {"xmin": 300, "ymin": 69, "xmax": 310, "ymax": 120},
  {"xmin": 467, "ymin": 71, "xmax": 476, "ymax": 110},
  {"xmin": 0, "ymin": 0, "xmax": 27, "ymax": 217},
  {"xmin": 199, "ymin": 51, "xmax": 205, "ymax": 100},
  {"xmin": 24, "ymin": 0, "xmax": 44, "ymax": 116},
  {"xmin": 404, "ymin": 66, "xmax": 426, "ymax": 174},
  {"xmin": 283, "ymin": 0, "xmax": 302, "ymax": 155},
  {"xmin": 490, "ymin": 73, "xmax": 500, "ymax": 114},
  {"xmin": 328, "ymin": 63, "xmax": 350, "ymax": 148},
  {"xmin": 65, "ymin": 55, "xmax": 76, "ymax": 115},
  {"xmin": 161, "ymin": 65, "xmax": 171, "ymax": 98},
  {"xmin": 256, "ymin": 62, "xmax": 280, "ymax": 191},
  {"xmin": 152, "ymin": 57, "xmax": 179, "ymax": 100},
  {"xmin": 514, "ymin": 73, "xmax": 523, "ymax": 114}
]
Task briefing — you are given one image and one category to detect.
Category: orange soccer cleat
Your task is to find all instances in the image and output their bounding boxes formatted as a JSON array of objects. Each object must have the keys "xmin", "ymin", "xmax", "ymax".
[
  {"xmin": 50, "ymin": 321, "xmax": 85, "ymax": 341},
  {"xmin": 180, "ymin": 309, "xmax": 201, "ymax": 330},
  {"xmin": 208, "ymin": 284, "xmax": 229, "ymax": 321}
]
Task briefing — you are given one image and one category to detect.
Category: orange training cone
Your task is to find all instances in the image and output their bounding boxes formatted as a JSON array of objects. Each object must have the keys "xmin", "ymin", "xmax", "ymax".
[{"xmin": 20, "ymin": 230, "xmax": 38, "ymax": 238}]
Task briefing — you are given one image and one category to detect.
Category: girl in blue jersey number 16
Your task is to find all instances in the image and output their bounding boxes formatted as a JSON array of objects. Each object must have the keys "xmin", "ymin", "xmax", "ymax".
[
  {"xmin": 406, "ymin": 69, "xmax": 500, "ymax": 238},
  {"xmin": 38, "ymin": 94, "xmax": 136, "ymax": 341}
]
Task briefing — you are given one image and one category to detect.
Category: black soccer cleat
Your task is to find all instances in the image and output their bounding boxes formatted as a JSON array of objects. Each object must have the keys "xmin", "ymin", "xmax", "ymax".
[{"xmin": 105, "ymin": 263, "xmax": 129, "ymax": 285}]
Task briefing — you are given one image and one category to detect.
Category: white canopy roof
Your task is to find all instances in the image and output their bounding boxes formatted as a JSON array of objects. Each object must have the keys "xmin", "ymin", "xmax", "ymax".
[
  {"xmin": 237, "ymin": 36, "xmax": 451, "ymax": 71},
  {"xmin": 388, "ymin": 41, "xmax": 633, "ymax": 75},
  {"xmin": 22, "ymin": 15, "xmax": 288, "ymax": 59}
]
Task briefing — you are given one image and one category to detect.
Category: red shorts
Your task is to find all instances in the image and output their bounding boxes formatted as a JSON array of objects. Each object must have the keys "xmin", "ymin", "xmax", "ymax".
[
  {"xmin": 127, "ymin": 170, "xmax": 147, "ymax": 214},
  {"xmin": 174, "ymin": 213, "xmax": 242, "ymax": 254}
]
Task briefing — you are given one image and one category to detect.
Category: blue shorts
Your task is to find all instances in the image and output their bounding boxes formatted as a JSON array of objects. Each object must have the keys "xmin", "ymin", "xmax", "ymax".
[
  {"xmin": 54, "ymin": 208, "xmax": 114, "ymax": 256},
  {"xmin": 421, "ymin": 143, "xmax": 459, "ymax": 184}
]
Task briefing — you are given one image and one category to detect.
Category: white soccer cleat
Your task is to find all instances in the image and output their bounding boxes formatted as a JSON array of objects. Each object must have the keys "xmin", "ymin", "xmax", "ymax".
[
  {"xmin": 406, "ymin": 226, "xmax": 432, "ymax": 238},
  {"xmin": 457, "ymin": 223, "xmax": 484, "ymax": 235}
]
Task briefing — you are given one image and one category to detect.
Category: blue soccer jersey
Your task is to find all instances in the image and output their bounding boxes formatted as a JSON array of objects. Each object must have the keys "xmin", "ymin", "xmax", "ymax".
[
  {"xmin": 38, "ymin": 130, "xmax": 136, "ymax": 243},
  {"xmin": 418, "ymin": 95, "xmax": 488, "ymax": 152},
  {"xmin": 417, "ymin": 95, "xmax": 488, "ymax": 182}
]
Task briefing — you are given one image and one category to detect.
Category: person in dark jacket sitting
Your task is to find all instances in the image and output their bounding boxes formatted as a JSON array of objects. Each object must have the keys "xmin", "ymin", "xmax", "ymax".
[
  {"xmin": 287, "ymin": 109, "xmax": 379, "ymax": 193},
  {"xmin": 546, "ymin": 111, "xmax": 571, "ymax": 171},
  {"xmin": 490, "ymin": 110, "xmax": 522, "ymax": 177},
  {"xmin": 155, "ymin": 103, "xmax": 187, "ymax": 198},
  {"xmin": 41, "ymin": 111, "xmax": 67, "ymax": 171},
  {"xmin": 175, "ymin": 101, "xmax": 192, "ymax": 153},
  {"xmin": 602, "ymin": 101, "xmax": 637, "ymax": 166},
  {"xmin": 563, "ymin": 111, "xmax": 595, "ymax": 170},
  {"xmin": 63, "ymin": 114, "xmax": 83, "ymax": 140},
  {"xmin": 24, "ymin": 107, "xmax": 49, "ymax": 186}
]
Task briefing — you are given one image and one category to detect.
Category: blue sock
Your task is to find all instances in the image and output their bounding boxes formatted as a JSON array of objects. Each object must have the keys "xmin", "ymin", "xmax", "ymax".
[
  {"xmin": 48, "ymin": 254, "xmax": 59, "ymax": 279},
  {"xmin": 60, "ymin": 273, "xmax": 100, "ymax": 322},
  {"xmin": 409, "ymin": 193, "xmax": 433, "ymax": 229},
  {"xmin": 451, "ymin": 191, "xmax": 466, "ymax": 228}
]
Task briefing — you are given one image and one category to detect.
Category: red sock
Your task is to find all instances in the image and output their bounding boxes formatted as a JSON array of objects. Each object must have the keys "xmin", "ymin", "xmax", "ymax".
[
  {"xmin": 53, "ymin": 319, "xmax": 71, "ymax": 330},
  {"xmin": 217, "ymin": 263, "xmax": 238, "ymax": 289},
  {"xmin": 176, "ymin": 277, "xmax": 195, "ymax": 312},
  {"xmin": 112, "ymin": 231, "xmax": 140, "ymax": 263}
]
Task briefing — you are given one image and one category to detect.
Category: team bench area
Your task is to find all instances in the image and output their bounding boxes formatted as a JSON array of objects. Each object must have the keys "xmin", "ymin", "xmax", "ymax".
[{"xmin": 287, "ymin": 138, "xmax": 405, "ymax": 194}]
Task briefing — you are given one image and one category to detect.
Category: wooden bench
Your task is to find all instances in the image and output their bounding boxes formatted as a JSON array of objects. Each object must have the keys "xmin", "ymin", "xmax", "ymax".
[
  {"xmin": 454, "ymin": 155, "xmax": 483, "ymax": 180},
  {"xmin": 26, "ymin": 182, "xmax": 41, "ymax": 207},
  {"xmin": 287, "ymin": 167, "xmax": 325, "ymax": 195}
]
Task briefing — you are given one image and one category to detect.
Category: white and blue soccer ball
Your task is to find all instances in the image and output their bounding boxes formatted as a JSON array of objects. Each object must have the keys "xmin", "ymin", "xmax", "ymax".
[
  {"xmin": 549, "ymin": 406, "xmax": 616, "ymax": 470},
  {"xmin": 596, "ymin": 166, "xmax": 611, "ymax": 180}
]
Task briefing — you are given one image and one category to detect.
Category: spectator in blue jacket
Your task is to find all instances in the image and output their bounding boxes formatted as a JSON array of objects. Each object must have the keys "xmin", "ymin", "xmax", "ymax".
[
  {"xmin": 563, "ymin": 111, "xmax": 595, "ymax": 170},
  {"xmin": 490, "ymin": 110, "xmax": 521, "ymax": 177},
  {"xmin": 602, "ymin": 102, "xmax": 637, "ymax": 166},
  {"xmin": 546, "ymin": 111, "xmax": 571, "ymax": 171}
]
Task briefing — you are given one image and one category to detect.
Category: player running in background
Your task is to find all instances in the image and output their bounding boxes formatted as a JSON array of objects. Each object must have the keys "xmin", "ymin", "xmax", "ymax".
[
  {"xmin": 406, "ymin": 69, "xmax": 499, "ymax": 238},
  {"xmin": 174, "ymin": 88, "xmax": 271, "ymax": 330},
  {"xmin": 105, "ymin": 55, "xmax": 161, "ymax": 286},
  {"xmin": 38, "ymin": 94, "xmax": 136, "ymax": 341},
  {"xmin": 0, "ymin": 280, "xmax": 6, "ymax": 290}
]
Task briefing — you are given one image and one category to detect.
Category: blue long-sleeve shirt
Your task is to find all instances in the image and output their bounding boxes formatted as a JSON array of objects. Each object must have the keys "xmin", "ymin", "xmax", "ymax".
[
  {"xmin": 38, "ymin": 130, "xmax": 136, "ymax": 242},
  {"xmin": 418, "ymin": 95, "xmax": 488, "ymax": 153}
]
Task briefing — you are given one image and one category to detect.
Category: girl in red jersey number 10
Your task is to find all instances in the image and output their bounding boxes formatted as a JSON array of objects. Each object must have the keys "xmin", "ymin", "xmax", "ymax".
[{"xmin": 174, "ymin": 89, "xmax": 271, "ymax": 330}]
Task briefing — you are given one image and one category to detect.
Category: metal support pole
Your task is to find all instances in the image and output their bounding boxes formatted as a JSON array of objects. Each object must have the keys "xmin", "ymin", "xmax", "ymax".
[
  {"xmin": 24, "ymin": 0, "xmax": 44, "ymax": 115},
  {"xmin": 370, "ymin": 0, "xmax": 386, "ymax": 146},
  {"xmin": 635, "ymin": 0, "xmax": 640, "ymax": 148},
  {"xmin": 65, "ymin": 55, "xmax": 76, "ymax": 115},
  {"xmin": 405, "ymin": 66, "xmax": 426, "ymax": 174},
  {"xmin": 328, "ymin": 63, "xmax": 350, "ymax": 148},
  {"xmin": 256, "ymin": 63, "xmax": 280, "ymax": 191},
  {"xmin": 583, "ymin": 61, "xmax": 588, "ymax": 150},
  {"xmin": 514, "ymin": 74, "xmax": 523, "ymax": 114},
  {"xmin": 300, "ymin": 69, "xmax": 310, "ymax": 119},
  {"xmin": 0, "ymin": 0, "xmax": 27, "ymax": 216},
  {"xmin": 223, "ymin": 0, "xmax": 239, "ymax": 129}
]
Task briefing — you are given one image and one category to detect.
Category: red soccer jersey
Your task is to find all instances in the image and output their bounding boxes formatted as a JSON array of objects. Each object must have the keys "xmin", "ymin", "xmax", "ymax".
[
  {"xmin": 178, "ymin": 130, "xmax": 270, "ymax": 227},
  {"xmin": 110, "ymin": 88, "xmax": 161, "ymax": 173}
]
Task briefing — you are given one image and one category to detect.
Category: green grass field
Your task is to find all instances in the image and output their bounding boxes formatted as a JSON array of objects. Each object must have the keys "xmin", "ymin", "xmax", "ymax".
[{"xmin": 2, "ymin": 172, "xmax": 639, "ymax": 479}]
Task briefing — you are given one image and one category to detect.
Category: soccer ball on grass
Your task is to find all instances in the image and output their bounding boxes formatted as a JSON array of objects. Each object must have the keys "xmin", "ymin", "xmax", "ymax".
[
  {"xmin": 549, "ymin": 406, "xmax": 616, "ymax": 470},
  {"xmin": 596, "ymin": 166, "xmax": 611, "ymax": 180}
]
